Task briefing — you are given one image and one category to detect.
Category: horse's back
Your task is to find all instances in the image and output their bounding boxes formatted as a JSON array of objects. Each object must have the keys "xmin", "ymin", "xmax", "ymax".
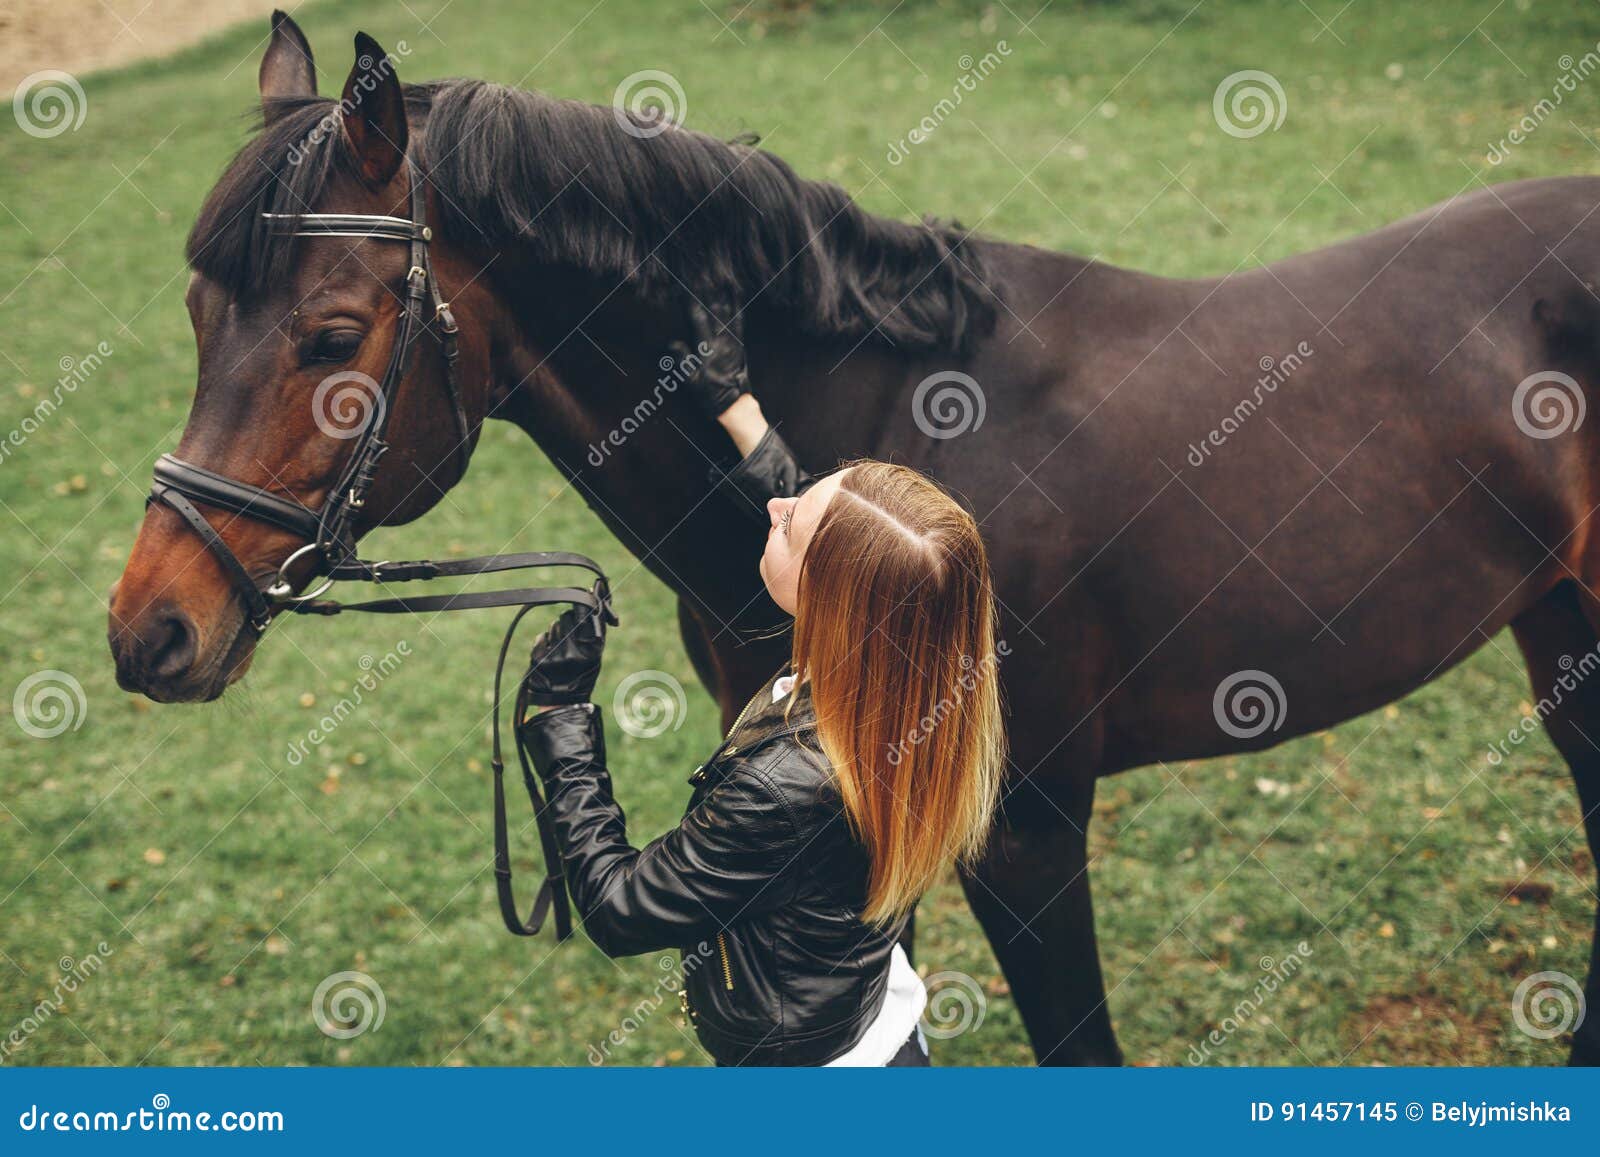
[{"xmin": 962, "ymin": 175, "xmax": 1600, "ymax": 771}]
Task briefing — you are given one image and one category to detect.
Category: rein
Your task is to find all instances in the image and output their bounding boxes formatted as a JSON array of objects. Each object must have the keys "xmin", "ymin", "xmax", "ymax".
[{"xmin": 144, "ymin": 158, "xmax": 607, "ymax": 941}]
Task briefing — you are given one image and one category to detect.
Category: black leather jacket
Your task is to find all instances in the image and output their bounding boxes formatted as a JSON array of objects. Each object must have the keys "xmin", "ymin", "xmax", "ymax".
[{"xmin": 522, "ymin": 431, "xmax": 908, "ymax": 1066}]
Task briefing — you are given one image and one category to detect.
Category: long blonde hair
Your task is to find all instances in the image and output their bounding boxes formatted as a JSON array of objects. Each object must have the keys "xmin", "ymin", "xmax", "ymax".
[{"xmin": 790, "ymin": 460, "xmax": 1006, "ymax": 927}]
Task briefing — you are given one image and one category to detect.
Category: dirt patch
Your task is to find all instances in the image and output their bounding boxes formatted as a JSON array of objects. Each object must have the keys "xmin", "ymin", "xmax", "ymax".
[
  {"xmin": 1, "ymin": 0, "xmax": 280, "ymax": 96},
  {"xmin": 1344, "ymin": 985, "xmax": 1502, "ymax": 1065}
]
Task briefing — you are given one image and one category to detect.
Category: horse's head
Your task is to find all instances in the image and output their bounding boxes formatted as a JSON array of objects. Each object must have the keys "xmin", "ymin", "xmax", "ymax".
[{"xmin": 109, "ymin": 14, "xmax": 489, "ymax": 702}]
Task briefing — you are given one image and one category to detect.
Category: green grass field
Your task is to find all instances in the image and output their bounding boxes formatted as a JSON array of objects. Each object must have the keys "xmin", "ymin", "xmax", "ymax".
[{"xmin": 3, "ymin": 0, "xmax": 1598, "ymax": 1066}]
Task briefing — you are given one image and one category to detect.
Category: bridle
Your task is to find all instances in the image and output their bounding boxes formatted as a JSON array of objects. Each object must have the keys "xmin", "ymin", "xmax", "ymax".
[
  {"xmin": 144, "ymin": 159, "xmax": 607, "ymax": 941},
  {"xmin": 149, "ymin": 159, "xmax": 467, "ymax": 635}
]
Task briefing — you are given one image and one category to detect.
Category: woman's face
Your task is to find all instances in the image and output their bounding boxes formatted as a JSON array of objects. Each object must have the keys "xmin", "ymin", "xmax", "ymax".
[{"xmin": 760, "ymin": 470, "xmax": 845, "ymax": 615}]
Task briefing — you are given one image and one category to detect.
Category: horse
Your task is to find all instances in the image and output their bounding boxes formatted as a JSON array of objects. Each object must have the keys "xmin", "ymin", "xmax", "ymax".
[{"xmin": 109, "ymin": 14, "xmax": 1600, "ymax": 1065}]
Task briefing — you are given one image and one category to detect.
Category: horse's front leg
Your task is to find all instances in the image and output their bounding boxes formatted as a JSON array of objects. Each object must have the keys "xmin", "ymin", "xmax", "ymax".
[
  {"xmin": 959, "ymin": 768, "xmax": 1123, "ymax": 1066},
  {"xmin": 676, "ymin": 598, "xmax": 790, "ymax": 730}
]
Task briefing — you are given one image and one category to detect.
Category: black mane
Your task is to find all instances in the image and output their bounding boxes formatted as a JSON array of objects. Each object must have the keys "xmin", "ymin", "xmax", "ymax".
[{"xmin": 187, "ymin": 80, "xmax": 997, "ymax": 354}]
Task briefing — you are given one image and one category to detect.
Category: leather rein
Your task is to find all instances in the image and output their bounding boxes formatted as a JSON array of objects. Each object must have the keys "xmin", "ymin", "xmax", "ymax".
[{"xmin": 145, "ymin": 159, "xmax": 604, "ymax": 941}]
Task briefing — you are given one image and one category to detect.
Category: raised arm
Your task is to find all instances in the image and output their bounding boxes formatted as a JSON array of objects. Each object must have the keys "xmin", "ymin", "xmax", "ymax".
[{"xmin": 674, "ymin": 295, "xmax": 816, "ymax": 517}]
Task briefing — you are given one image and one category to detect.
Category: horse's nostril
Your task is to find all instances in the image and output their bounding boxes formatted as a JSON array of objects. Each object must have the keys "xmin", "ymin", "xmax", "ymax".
[{"xmin": 149, "ymin": 612, "xmax": 198, "ymax": 680}]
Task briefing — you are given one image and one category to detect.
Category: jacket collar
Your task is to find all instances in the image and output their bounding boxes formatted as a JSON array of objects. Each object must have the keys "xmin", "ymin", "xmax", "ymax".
[{"xmin": 725, "ymin": 664, "xmax": 815, "ymax": 752}]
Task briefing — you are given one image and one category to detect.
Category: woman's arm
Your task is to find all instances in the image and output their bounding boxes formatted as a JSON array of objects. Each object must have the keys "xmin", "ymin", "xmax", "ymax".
[
  {"xmin": 522, "ymin": 703, "xmax": 803, "ymax": 958},
  {"xmin": 517, "ymin": 605, "xmax": 802, "ymax": 958},
  {"xmin": 676, "ymin": 295, "xmax": 815, "ymax": 516}
]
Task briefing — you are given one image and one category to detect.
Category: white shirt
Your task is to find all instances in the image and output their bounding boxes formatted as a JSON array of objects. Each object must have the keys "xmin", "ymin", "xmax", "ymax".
[{"xmin": 770, "ymin": 674, "xmax": 929, "ymax": 1066}]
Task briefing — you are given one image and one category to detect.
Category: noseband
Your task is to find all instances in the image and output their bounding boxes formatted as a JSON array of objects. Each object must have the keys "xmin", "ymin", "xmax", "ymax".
[{"xmin": 144, "ymin": 159, "xmax": 607, "ymax": 941}]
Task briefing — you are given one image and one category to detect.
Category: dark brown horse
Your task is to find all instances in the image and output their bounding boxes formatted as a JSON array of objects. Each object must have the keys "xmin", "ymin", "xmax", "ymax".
[{"xmin": 109, "ymin": 16, "xmax": 1600, "ymax": 1065}]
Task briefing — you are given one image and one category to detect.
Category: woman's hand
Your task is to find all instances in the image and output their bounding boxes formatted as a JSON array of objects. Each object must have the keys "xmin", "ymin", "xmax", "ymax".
[
  {"xmin": 673, "ymin": 293, "xmax": 750, "ymax": 420},
  {"xmin": 523, "ymin": 603, "xmax": 607, "ymax": 707},
  {"xmin": 671, "ymin": 293, "xmax": 772, "ymax": 457}
]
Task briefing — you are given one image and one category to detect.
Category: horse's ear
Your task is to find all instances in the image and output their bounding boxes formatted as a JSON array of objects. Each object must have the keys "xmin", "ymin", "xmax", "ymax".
[
  {"xmin": 339, "ymin": 33, "xmax": 408, "ymax": 187},
  {"xmin": 259, "ymin": 10, "xmax": 316, "ymax": 119}
]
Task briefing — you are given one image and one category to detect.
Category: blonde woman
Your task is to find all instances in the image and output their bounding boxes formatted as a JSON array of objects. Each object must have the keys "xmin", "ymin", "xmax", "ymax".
[{"xmin": 519, "ymin": 301, "xmax": 1005, "ymax": 1066}]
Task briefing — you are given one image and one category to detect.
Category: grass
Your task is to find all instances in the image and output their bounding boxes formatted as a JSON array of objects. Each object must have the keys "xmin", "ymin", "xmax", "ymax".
[{"xmin": 2, "ymin": 0, "xmax": 1598, "ymax": 1066}]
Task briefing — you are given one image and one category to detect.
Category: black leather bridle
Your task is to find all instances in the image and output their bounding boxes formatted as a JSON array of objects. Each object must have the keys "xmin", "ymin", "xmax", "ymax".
[{"xmin": 145, "ymin": 160, "xmax": 608, "ymax": 941}]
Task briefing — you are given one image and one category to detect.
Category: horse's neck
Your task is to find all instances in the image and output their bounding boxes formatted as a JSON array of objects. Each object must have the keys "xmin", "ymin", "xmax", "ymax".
[{"xmin": 487, "ymin": 272, "xmax": 919, "ymax": 606}]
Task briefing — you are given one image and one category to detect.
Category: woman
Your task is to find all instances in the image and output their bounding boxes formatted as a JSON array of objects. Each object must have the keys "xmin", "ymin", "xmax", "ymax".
[{"xmin": 518, "ymin": 299, "xmax": 1006, "ymax": 1066}]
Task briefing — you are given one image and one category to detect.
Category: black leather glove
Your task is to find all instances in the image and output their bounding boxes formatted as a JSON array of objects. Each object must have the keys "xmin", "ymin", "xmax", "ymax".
[
  {"xmin": 522, "ymin": 602, "xmax": 608, "ymax": 707},
  {"xmin": 670, "ymin": 292, "xmax": 749, "ymax": 420}
]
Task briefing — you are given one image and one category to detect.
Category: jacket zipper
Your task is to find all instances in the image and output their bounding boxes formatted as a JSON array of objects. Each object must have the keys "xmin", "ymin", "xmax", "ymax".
[
  {"xmin": 715, "ymin": 931, "xmax": 735, "ymax": 990},
  {"xmin": 719, "ymin": 679, "xmax": 773, "ymax": 757}
]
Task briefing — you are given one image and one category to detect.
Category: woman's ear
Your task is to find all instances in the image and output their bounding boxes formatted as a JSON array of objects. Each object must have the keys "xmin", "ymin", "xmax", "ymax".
[
  {"xmin": 339, "ymin": 32, "xmax": 408, "ymax": 186},
  {"xmin": 259, "ymin": 10, "xmax": 316, "ymax": 121}
]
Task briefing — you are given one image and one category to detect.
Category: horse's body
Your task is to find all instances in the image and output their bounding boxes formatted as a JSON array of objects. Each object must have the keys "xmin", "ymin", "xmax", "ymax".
[
  {"xmin": 109, "ymin": 18, "xmax": 1600, "ymax": 1064},
  {"xmin": 512, "ymin": 177, "xmax": 1600, "ymax": 1064}
]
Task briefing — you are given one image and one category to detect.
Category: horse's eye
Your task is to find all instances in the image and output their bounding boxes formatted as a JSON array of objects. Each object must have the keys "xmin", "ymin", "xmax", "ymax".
[{"xmin": 305, "ymin": 329, "xmax": 364, "ymax": 364}]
